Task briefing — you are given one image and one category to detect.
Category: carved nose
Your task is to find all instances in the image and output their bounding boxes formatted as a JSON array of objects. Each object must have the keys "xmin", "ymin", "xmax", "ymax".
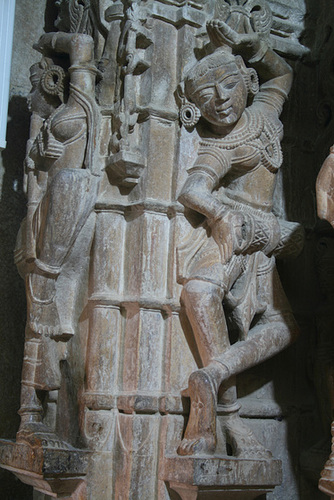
[{"xmin": 215, "ymin": 83, "xmax": 228, "ymax": 100}]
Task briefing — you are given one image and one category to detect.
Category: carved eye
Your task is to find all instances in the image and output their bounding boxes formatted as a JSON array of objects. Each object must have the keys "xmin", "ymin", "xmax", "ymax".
[
  {"xmin": 225, "ymin": 81, "xmax": 237, "ymax": 90},
  {"xmin": 197, "ymin": 87, "xmax": 214, "ymax": 99},
  {"xmin": 221, "ymin": 78, "xmax": 238, "ymax": 90}
]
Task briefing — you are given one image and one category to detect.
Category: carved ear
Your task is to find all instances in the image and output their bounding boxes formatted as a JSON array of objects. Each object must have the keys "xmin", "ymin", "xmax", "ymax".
[
  {"xmin": 235, "ymin": 55, "xmax": 259, "ymax": 96},
  {"xmin": 176, "ymin": 82, "xmax": 201, "ymax": 128},
  {"xmin": 246, "ymin": 68, "xmax": 260, "ymax": 95},
  {"xmin": 41, "ymin": 65, "xmax": 66, "ymax": 102}
]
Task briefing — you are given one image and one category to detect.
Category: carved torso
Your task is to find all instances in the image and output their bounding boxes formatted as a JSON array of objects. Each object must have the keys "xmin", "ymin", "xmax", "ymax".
[
  {"xmin": 35, "ymin": 99, "xmax": 87, "ymax": 178},
  {"xmin": 194, "ymin": 102, "xmax": 283, "ymax": 211}
]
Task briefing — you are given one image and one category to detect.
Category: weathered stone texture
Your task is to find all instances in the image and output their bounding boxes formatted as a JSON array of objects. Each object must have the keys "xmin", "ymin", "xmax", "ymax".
[{"xmin": 1, "ymin": 0, "xmax": 334, "ymax": 499}]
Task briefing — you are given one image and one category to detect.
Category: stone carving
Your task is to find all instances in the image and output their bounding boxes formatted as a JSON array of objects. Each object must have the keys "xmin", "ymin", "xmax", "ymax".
[
  {"xmin": 55, "ymin": 0, "xmax": 93, "ymax": 34},
  {"xmin": 12, "ymin": 29, "xmax": 99, "ymax": 467},
  {"xmin": 107, "ymin": 0, "xmax": 153, "ymax": 186},
  {"xmin": 0, "ymin": 0, "xmax": 309, "ymax": 498},
  {"xmin": 176, "ymin": 17, "xmax": 304, "ymax": 458},
  {"xmin": 317, "ymin": 147, "xmax": 334, "ymax": 227},
  {"xmin": 316, "ymin": 147, "xmax": 334, "ymax": 497}
]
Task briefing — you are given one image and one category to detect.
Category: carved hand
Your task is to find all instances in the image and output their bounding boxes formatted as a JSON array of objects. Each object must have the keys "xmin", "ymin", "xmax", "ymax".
[
  {"xmin": 207, "ymin": 19, "xmax": 263, "ymax": 61},
  {"xmin": 33, "ymin": 33, "xmax": 55, "ymax": 53},
  {"xmin": 209, "ymin": 210, "xmax": 251, "ymax": 264},
  {"xmin": 24, "ymin": 154, "xmax": 36, "ymax": 173}
]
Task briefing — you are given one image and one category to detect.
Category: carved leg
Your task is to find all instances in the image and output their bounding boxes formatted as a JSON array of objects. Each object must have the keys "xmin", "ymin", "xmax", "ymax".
[
  {"xmin": 181, "ymin": 279, "xmax": 230, "ymax": 365},
  {"xmin": 17, "ymin": 336, "xmax": 72, "ymax": 449},
  {"xmin": 27, "ymin": 169, "xmax": 98, "ymax": 339},
  {"xmin": 214, "ymin": 263, "xmax": 299, "ymax": 380},
  {"xmin": 18, "ymin": 339, "xmax": 49, "ymax": 435},
  {"xmin": 27, "ymin": 268, "xmax": 62, "ymax": 339},
  {"xmin": 178, "ymin": 280, "xmax": 231, "ymax": 455},
  {"xmin": 222, "ymin": 410, "xmax": 272, "ymax": 459},
  {"xmin": 18, "ymin": 337, "xmax": 61, "ymax": 426},
  {"xmin": 218, "ymin": 379, "xmax": 271, "ymax": 458},
  {"xmin": 214, "ymin": 312, "xmax": 299, "ymax": 380},
  {"xmin": 179, "ymin": 269, "xmax": 299, "ymax": 458},
  {"xmin": 218, "ymin": 378, "xmax": 272, "ymax": 459}
]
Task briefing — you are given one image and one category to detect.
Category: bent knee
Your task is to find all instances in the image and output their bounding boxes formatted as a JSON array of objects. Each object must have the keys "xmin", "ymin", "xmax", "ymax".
[
  {"xmin": 265, "ymin": 310, "xmax": 300, "ymax": 344},
  {"xmin": 182, "ymin": 279, "xmax": 223, "ymax": 306},
  {"xmin": 284, "ymin": 312, "xmax": 300, "ymax": 342}
]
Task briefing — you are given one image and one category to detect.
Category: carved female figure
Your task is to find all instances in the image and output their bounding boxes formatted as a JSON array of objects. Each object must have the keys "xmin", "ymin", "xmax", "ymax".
[
  {"xmin": 15, "ymin": 32, "xmax": 100, "ymax": 444},
  {"xmin": 177, "ymin": 20, "xmax": 303, "ymax": 457},
  {"xmin": 24, "ymin": 32, "xmax": 100, "ymax": 340}
]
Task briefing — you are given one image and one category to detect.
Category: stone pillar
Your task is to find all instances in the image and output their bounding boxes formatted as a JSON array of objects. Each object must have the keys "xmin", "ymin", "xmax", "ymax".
[{"xmin": 0, "ymin": 1, "xmax": 310, "ymax": 499}]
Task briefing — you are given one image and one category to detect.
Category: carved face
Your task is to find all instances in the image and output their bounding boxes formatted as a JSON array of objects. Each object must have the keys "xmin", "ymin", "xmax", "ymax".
[
  {"xmin": 27, "ymin": 78, "xmax": 56, "ymax": 119},
  {"xmin": 188, "ymin": 63, "xmax": 247, "ymax": 130}
]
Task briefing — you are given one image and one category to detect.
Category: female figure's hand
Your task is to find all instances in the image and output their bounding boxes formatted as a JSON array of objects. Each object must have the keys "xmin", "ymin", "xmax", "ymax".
[
  {"xmin": 209, "ymin": 209, "xmax": 252, "ymax": 264},
  {"xmin": 207, "ymin": 19, "xmax": 263, "ymax": 61}
]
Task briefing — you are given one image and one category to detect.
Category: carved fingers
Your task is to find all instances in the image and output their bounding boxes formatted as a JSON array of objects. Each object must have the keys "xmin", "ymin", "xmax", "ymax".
[
  {"xmin": 209, "ymin": 210, "xmax": 252, "ymax": 264},
  {"xmin": 207, "ymin": 19, "xmax": 245, "ymax": 49},
  {"xmin": 207, "ymin": 19, "xmax": 261, "ymax": 60},
  {"xmin": 24, "ymin": 156, "xmax": 36, "ymax": 173}
]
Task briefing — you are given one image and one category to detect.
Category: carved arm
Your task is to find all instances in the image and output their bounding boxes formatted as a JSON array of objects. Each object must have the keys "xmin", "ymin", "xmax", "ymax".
[
  {"xmin": 179, "ymin": 173, "xmax": 226, "ymax": 221},
  {"xmin": 34, "ymin": 32, "xmax": 94, "ymax": 67},
  {"xmin": 207, "ymin": 20, "xmax": 293, "ymax": 98},
  {"xmin": 179, "ymin": 173, "xmax": 251, "ymax": 263}
]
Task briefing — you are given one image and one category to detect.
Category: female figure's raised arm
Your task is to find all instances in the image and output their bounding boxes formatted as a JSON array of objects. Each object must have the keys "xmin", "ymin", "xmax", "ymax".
[{"xmin": 207, "ymin": 19, "xmax": 293, "ymax": 100}]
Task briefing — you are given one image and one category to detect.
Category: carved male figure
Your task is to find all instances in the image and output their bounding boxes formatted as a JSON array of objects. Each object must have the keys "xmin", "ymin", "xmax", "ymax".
[{"xmin": 177, "ymin": 19, "xmax": 303, "ymax": 457}]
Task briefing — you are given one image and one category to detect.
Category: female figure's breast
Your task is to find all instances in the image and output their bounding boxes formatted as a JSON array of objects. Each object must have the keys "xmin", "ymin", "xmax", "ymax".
[
  {"xmin": 47, "ymin": 103, "xmax": 87, "ymax": 176},
  {"xmin": 220, "ymin": 112, "xmax": 283, "ymax": 211}
]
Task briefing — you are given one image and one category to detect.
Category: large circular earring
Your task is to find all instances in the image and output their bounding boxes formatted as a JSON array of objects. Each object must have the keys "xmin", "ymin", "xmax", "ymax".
[
  {"xmin": 41, "ymin": 65, "xmax": 66, "ymax": 101},
  {"xmin": 246, "ymin": 68, "xmax": 260, "ymax": 96},
  {"xmin": 180, "ymin": 101, "xmax": 201, "ymax": 128},
  {"xmin": 235, "ymin": 55, "xmax": 260, "ymax": 97}
]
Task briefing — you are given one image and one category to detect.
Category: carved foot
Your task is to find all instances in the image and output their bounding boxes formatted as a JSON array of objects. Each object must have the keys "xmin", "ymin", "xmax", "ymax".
[
  {"xmin": 223, "ymin": 413, "xmax": 272, "ymax": 459},
  {"xmin": 17, "ymin": 421, "xmax": 74, "ymax": 450},
  {"xmin": 27, "ymin": 272, "xmax": 74, "ymax": 341},
  {"xmin": 178, "ymin": 369, "xmax": 217, "ymax": 456}
]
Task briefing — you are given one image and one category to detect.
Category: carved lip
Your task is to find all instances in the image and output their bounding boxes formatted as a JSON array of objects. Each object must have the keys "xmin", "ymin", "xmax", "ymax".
[{"xmin": 216, "ymin": 105, "xmax": 232, "ymax": 116}]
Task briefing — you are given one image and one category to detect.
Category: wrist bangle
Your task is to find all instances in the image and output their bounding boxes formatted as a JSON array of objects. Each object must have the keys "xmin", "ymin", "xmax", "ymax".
[
  {"xmin": 248, "ymin": 40, "xmax": 268, "ymax": 64},
  {"xmin": 208, "ymin": 206, "xmax": 225, "ymax": 225}
]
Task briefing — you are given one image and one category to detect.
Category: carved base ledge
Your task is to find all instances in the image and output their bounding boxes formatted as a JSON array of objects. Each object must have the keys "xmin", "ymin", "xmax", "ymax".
[
  {"xmin": 162, "ymin": 456, "xmax": 282, "ymax": 500},
  {"xmin": 83, "ymin": 393, "xmax": 286, "ymax": 417},
  {"xmin": 0, "ymin": 439, "xmax": 89, "ymax": 498},
  {"xmin": 83, "ymin": 391, "xmax": 184, "ymax": 413}
]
